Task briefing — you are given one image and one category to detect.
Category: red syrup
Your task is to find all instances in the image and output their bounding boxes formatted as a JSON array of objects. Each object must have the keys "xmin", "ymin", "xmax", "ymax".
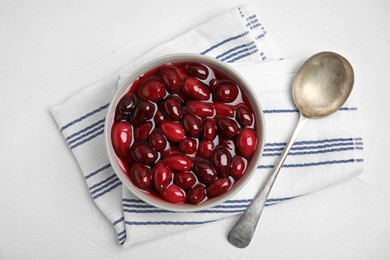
[{"xmin": 111, "ymin": 61, "xmax": 259, "ymax": 204}]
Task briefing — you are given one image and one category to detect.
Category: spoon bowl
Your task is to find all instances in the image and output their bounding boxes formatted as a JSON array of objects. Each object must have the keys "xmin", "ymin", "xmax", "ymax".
[
  {"xmin": 228, "ymin": 51, "xmax": 354, "ymax": 248},
  {"xmin": 293, "ymin": 52, "xmax": 354, "ymax": 118}
]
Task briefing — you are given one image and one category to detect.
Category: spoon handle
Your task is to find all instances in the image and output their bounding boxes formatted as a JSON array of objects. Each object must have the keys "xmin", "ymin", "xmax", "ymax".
[{"xmin": 228, "ymin": 114, "xmax": 308, "ymax": 248}]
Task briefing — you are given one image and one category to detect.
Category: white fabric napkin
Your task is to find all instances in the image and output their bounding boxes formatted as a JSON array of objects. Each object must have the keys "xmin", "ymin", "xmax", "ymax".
[{"xmin": 50, "ymin": 5, "xmax": 364, "ymax": 247}]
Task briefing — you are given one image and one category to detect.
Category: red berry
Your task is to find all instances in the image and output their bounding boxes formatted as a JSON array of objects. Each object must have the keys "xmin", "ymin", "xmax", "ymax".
[
  {"xmin": 182, "ymin": 112, "xmax": 201, "ymax": 137},
  {"xmin": 197, "ymin": 140, "xmax": 214, "ymax": 159},
  {"xmin": 163, "ymin": 154, "xmax": 192, "ymax": 171},
  {"xmin": 231, "ymin": 155, "xmax": 246, "ymax": 178},
  {"xmin": 111, "ymin": 122, "xmax": 132, "ymax": 156},
  {"xmin": 186, "ymin": 101, "xmax": 214, "ymax": 118},
  {"xmin": 216, "ymin": 118, "xmax": 238, "ymax": 139},
  {"xmin": 184, "ymin": 63, "xmax": 209, "ymax": 80},
  {"xmin": 183, "ymin": 77, "xmax": 210, "ymax": 100},
  {"xmin": 187, "ymin": 184, "xmax": 207, "ymax": 204},
  {"xmin": 213, "ymin": 81, "xmax": 238, "ymax": 103},
  {"xmin": 161, "ymin": 96, "xmax": 182, "ymax": 121},
  {"xmin": 202, "ymin": 118, "xmax": 216, "ymax": 140},
  {"xmin": 179, "ymin": 137, "xmax": 197, "ymax": 154},
  {"xmin": 130, "ymin": 143, "xmax": 158, "ymax": 164},
  {"xmin": 174, "ymin": 171, "xmax": 196, "ymax": 190},
  {"xmin": 137, "ymin": 78, "xmax": 166, "ymax": 102},
  {"xmin": 219, "ymin": 138, "xmax": 236, "ymax": 152},
  {"xmin": 211, "ymin": 147, "xmax": 231, "ymax": 178},
  {"xmin": 115, "ymin": 93, "xmax": 137, "ymax": 121},
  {"xmin": 152, "ymin": 162, "xmax": 173, "ymax": 191},
  {"xmin": 207, "ymin": 178, "xmax": 232, "ymax": 197},
  {"xmin": 192, "ymin": 158, "xmax": 217, "ymax": 184},
  {"xmin": 134, "ymin": 121, "xmax": 153, "ymax": 141},
  {"xmin": 215, "ymin": 103, "xmax": 235, "ymax": 117},
  {"xmin": 237, "ymin": 128, "xmax": 257, "ymax": 158},
  {"xmin": 159, "ymin": 121, "xmax": 185, "ymax": 142},
  {"xmin": 161, "ymin": 146, "xmax": 181, "ymax": 159},
  {"xmin": 129, "ymin": 163, "xmax": 152, "ymax": 189},
  {"xmin": 131, "ymin": 100, "xmax": 155, "ymax": 126},
  {"xmin": 159, "ymin": 66, "xmax": 181, "ymax": 92},
  {"xmin": 236, "ymin": 105, "xmax": 253, "ymax": 127},
  {"xmin": 160, "ymin": 184, "xmax": 186, "ymax": 204},
  {"xmin": 149, "ymin": 129, "xmax": 167, "ymax": 151},
  {"xmin": 154, "ymin": 110, "xmax": 164, "ymax": 125}
]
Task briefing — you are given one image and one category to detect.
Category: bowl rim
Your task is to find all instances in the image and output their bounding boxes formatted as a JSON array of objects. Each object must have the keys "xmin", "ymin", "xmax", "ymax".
[{"xmin": 104, "ymin": 53, "xmax": 266, "ymax": 212}]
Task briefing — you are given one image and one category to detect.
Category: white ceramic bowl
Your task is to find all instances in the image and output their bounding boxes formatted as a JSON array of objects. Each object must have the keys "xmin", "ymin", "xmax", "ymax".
[{"xmin": 105, "ymin": 53, "xmax": 265, "ymax": 212}]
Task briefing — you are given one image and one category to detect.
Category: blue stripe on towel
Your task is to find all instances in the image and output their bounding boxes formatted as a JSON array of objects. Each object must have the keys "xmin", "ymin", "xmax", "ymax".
[
  {"xmin": 257, "ymin": 158, "xmax": 364, "ymax": 169},
  {"xmin": 263, "ymin": 147, "xmax": 357, "ymax": 157},
  {"xmin": 85, "ymin": 163, "xmax": 111, "ymax": 179},
  {"xmin": 90, "ymin": 177, "xmax": 121, "ymax": 195},
  {"xmin": 113, "ymin": 217, "xmax": 124, "ymax": 226},
  {"xmin": 89, "ymin": 173, "xmax": 117, "ymax": 190},
  {"xmin": 200, "ymin": 31, "xmax": 250, "ymax": 55},
  {"xmin": 215, "ymin": 41, "xmax": 255, "ymax": 59},
  {"xmin": 67, "ymin": 123, "xmax": 105, "ymax": 145},
  {"xmin": 125, "ymin": 220, "xmax": 217, "ymax": 226},
  {"xmin": 69, "ymin": 129, "xmax": 104, "ymax": 150},
  {"xmin": 92, "ymin": 181, "xmax": 122, "ymax": 200},
  {"xmin": 221, "ymin": 45, "xmax": 257, "ymax": 62},
  {"xmin": 227, "ymin": 48, "xmax": 259, "ymax": 63},
  {"xmin": 265, "ymin": 137, "xmax": 361, "ymax": 147},
  {"xmin": 60, "ymin": 103, "xmax": 109, "ymax": 132},
  {"xmin": 65, "ymin": 118, "xmax": 106, "ymax": 141},
  {"xmin": 264, "ymin": 141, "xmax": 358, "ymax": 151}
]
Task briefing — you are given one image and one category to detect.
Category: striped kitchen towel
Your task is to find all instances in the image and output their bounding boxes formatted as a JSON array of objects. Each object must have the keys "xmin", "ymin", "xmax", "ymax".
[{"xmin": 50, "ymin": 5, "xmax": 364, "ymax": 247}]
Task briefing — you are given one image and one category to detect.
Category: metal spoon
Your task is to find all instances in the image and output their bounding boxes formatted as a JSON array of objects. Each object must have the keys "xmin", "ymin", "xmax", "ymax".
[{"xmin": 228, "ymin": 51, "xmax": 354, "ymax": 248}]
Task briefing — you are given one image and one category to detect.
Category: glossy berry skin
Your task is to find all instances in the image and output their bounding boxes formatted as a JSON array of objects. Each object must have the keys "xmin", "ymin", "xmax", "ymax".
[
  {"xmin": 138, "ymin": 78, "xmax": 166, "ymax": 102},
  {"xmin": 163, "ymin": 154, "xmax": 192, "ymax": 171},
  {"xmin": 182, "ymin": 112, "xmax": 201, "ymax": 137},
  {"xmin": 131, "ymin": 100, "xmax": 155, "ymax": 126},
  {"xmin": 217, "ymin": 118, "xmax": 238, "ymax": 139},
  {"xmin": 187, "ymin": 184, "xmax": 207, "ymax": 204},
  {"xmin": 130, "ymin": 163, "xmax": 152, "ymax": 189},
  {"xmin": 111, "ymin": 122, "xmax": 132, "ymax": 156},
  {"xmin": 202, "ymin": 119, "xmax": 216, "ymax": 141},
  {"xmin": 115, "ymin": 93, "xmax": 137, "ymax": 121},
  {"xmin": 152, "ymin": 162, "xmax": 173, "ymax": 191},
  {"xmin": 131, "ymin": 143, "xmax": 158, "ymax": 164},
  {"xmin": 186, "ymin": 101, "xmax": 214, "ymax": 118},
  {"xmin": 215, "ymin": 103, "xmax": 234, "ymax": 117},
  {"xmin": 174, "ymin": 171, "xmax": 197, "ymax": 190},
  {"xmin": 159, "ymin": 121, "xmax": 185, "ymax": 142},
  {"xmin": 207, "ymin": 178, "xmax": 232, "ymax": 197},
  {"xmin": 213, "ymin": 81, "xmax": 238, "ymax": 103},
  {"xmin": 161, "ymin": 146, "xmax": 181, "ymax": 159},
  {"xmin": 179, "ymin": 137, "xmax": 197, "ymax": 154},
  {"xmin": 236, "ymin": 105, "xmax": 253, "ymax": 127},
  {"xmin": 154, "ymin": 110, "xmax": 165, "ymax": 125},
  {"xmin": 161, "ymin": 96, "xmax": 182, "ymax": 121},
  {"xmin": 159, "ymin": 66, "xmax": 181, "ymax": 92},
  {"xmin": 184, "ymin": 63, "xmax": 209, "ymax": 80},
  {"xmin": 160, "ymin": 184, "xmax": 186, "ymax": 204},
  {"xmin": 211, "ymin": 147, "xmax": 231, "ymax": 178},
  {"xmin": 192, "ymin": 158, "xmax": 217, "ymax": 184},
  {"xmin": 149, "ymin": 129, "xmax": 166, "ymax": 151},
  {"xmin": 231, "ymin": 155, "xmax": 246, "ymax": 178},
  {"xmin": 183, "ymin": 77, "xmax": 210, "ymax": 100},
  {"xmin": 237, "ymin": 128, "xmax": 257, "ymax": 158},
  {"xmin": 197, "ymin": 140, "xmax": 214, "ymax": 159},
  {"xmin": 134, "ymin": 121, "xmax": 153, "ymax": 141}
]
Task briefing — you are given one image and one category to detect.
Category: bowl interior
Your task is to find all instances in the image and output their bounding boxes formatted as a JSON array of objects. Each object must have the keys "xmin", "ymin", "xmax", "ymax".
[{"xmin": 105, "ymin": 53, "xmax": 265, "ymax": 212}]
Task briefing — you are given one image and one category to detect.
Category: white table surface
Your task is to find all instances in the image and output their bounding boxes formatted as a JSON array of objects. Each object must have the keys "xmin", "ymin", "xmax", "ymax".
[{"xmin": 1, "ymin": 0, "xmax": 390, "ymax": 259}]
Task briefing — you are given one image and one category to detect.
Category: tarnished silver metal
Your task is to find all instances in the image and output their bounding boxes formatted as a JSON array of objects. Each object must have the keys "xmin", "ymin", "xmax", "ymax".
[{"xmin": 228, "ymin": 51, "xmax": 354, "ymax": 248}]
